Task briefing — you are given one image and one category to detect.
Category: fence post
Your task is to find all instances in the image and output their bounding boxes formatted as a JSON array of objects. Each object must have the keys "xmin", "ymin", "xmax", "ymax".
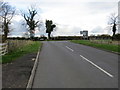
[{"xmin": 0, "ymin": 42, "xmax": 8, "ymax": 56}]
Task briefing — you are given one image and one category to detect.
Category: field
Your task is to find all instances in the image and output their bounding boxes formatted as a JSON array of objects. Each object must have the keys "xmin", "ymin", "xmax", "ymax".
[
  {"xmin": 90, "ymin": 39, "xmax": 119, "ymax": 45},
  {"xmin": 71, "ymin": 40, "xmax": 120, "ymax": 53},
  {"xmin": 1, "ymin": 40, "xmax": 42, "ymax": 64}
]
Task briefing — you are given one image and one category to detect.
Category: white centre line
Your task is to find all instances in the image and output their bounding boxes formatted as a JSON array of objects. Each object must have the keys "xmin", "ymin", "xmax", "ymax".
[
  {"xmin": 80, "ymin": 55, "xmax": 114, "ymax": 78},
  {"xmin": 66, "ymin": 46, "xmax": 74, "ymax": 52}
]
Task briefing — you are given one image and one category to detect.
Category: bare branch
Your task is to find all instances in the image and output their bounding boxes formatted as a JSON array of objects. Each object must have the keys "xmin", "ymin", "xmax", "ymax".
[
  {"xmin": 108, "ymin": 13, "xmax": 118, "ymax": 37},
  {"xmin": 7, "ymin": 10, "xmax": 15, "ymax": 23},
  {"xmin": 0, "ymin": 1, "xmax": 15, "ymax": 41},
  {"xmin": 22, "ymin": 6, "xmax": 39, "ymax": 39}
]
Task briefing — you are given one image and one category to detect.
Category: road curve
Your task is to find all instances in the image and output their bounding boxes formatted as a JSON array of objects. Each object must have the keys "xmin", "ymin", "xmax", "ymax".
[{"xmin": 32, "ymin": 41, "xmax": 118, "ymax": 88}]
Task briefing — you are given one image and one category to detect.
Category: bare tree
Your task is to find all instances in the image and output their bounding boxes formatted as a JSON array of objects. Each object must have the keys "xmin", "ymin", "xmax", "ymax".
[
  {"xmin": 0, "ymin": 1, "xmax": 15, "ymax": 42},
  {"xmin": 22, "ymin": 7, "xmax": 39, "ymax": 39},
  {"xmin": 108, "ymin": 13, "xmax": 118, "ymax": 38}
]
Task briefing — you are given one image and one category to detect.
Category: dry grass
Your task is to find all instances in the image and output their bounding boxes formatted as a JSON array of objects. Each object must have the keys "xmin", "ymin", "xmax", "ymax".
[
  {"xmin": 2, "ymin": 41, "xmax": 41, "ymax": 63},
  {"xmin": 90, "ymin": 40, "xmax": 120, "ymax": 45},
  {"xmin": 7, "ymin": 40, "xmax": 33, "ymax": 52}
]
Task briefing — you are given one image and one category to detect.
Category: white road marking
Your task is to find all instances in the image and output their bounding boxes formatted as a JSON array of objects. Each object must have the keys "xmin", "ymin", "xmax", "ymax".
[
  {"xmin": 80, "ymin": 55, "xmax": 114, "ymax": 78},
  {"xmin": 66, "ymin": 46, "xmax": 74, "ymax": 52}
]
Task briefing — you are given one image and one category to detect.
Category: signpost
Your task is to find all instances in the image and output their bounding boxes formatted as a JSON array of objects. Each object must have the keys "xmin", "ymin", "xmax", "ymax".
[
  {"xmin": 80, "ymin": 30, "xmax": 88, "ymax": 40},
  {"xmin": 80, "ymin": 31, "xmax": 83, "ymax": 34}
]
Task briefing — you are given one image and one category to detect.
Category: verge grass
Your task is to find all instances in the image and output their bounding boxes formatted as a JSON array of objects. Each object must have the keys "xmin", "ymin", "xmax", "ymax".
[
  {"xmin": 71, "ymin": 40, "xmax": 119, "ymax": 53},
  {"xmin": 1, "ymin": 41, "xmax": 42, "ymax": 64}
]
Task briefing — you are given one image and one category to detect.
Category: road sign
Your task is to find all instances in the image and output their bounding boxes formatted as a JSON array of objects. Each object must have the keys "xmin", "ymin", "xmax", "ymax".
[
  {"xmin": 80, "ymin": 31, "xmax": 83, "ymax": 34},
  {"xmin": 83, "ymin": 31, "xmax": 88, "ymax": 37}
]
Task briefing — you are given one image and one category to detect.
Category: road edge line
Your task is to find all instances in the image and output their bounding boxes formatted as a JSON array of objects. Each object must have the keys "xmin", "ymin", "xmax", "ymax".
[{"xmin": 26, "ymin": 43, "xmax": 43, "ymax": 90}]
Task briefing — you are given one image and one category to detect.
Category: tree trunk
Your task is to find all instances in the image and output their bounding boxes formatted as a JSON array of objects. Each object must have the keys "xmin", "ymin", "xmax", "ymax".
[
  {"xmin": 30, "ymin": 30, "xmax": 35, "ymax": 40},
  {"xmin": 112, "ymin": 23, "xmax": 116, "ymax": 41},
  {"xmin": 113, "ymin": 32, "xmax": 115, "ymax": 36},
  {"xmin": 3, "ymin": 23, "xmax": 9, "ymax": 42},
  {"xmin": 4, "ymin": 31, "xmax": 8, "ymax": 41},
  {"xmin": 48, "ymin": 32, "xmax": 51, "ymax": 40},
  {"xmin": 112, "ymin": 31, "xmax": 115, "ymax": 40}
]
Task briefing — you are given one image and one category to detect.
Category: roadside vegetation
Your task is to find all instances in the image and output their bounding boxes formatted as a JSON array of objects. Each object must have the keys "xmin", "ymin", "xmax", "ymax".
[
  {"xmin": 71, "ymin": 40, "xmax": 120, "ymax": 53},
  {"xmin": 1, "ymin": 40, "xmax": 42, "ymax": 64}
]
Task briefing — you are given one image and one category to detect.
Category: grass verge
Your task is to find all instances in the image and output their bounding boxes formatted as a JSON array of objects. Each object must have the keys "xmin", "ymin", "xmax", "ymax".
[
  {"xmin": 71, "ymin": 40, "xmax": 120, "ymax": 53},
  {"xmin": 1, "ymin": 41, "xmax": 42, "ymax": 64}
]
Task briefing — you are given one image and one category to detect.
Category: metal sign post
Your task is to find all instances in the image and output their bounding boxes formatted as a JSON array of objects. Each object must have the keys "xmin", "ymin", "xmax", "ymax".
[{"xmin": 80, "ymin": 30, "xmax": 88, "ymax": 40}]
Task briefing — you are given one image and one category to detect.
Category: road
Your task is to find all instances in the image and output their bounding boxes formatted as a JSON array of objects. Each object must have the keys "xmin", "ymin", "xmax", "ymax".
[{"xmin": 32, "ymin": 41, "xmax": 118, "ymax": 88}]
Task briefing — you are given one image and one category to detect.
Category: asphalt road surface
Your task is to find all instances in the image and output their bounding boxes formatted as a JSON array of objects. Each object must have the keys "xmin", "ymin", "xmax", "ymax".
[{"xmin": 32, "ymin": 41, "xmax": 118, "ymax": 88}]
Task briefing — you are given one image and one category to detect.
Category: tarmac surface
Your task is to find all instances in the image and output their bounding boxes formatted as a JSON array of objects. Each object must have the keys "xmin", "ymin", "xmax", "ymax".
[
  {"xmin": 32, "ymin": 41, "xmax": 118, "ymax": 88},
  {"xmin": 2, "ymin": 53, "xmax": 36, "ymax": 88}
]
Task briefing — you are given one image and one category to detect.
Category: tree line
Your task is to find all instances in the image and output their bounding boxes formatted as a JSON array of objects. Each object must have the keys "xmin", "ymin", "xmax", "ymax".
[
  {"xmin": 0, "ymin": 1, "xmax": 56, "ymax": 42},
  {"xmin": 0, "ymin": 1, "xmax": 119, "ymax": 42}
]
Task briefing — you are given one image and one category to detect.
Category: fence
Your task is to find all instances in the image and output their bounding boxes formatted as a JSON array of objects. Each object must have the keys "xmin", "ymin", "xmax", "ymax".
[
  {"xmin": 90, "ymin": 39, "xmax": 120, "ymax": 45},
  {"xmin": 7, "ymin": 40, "xmax": 33, "ymax": 52},
  {"xmin": 0, "ymin": 43, "xmax": 8, "ymax": 56}
]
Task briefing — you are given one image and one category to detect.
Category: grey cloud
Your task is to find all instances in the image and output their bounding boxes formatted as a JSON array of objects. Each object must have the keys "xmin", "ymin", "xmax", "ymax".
[
  {"xmin": 9, "ymin": 20, "xmax": 28, "ymax": 36},
  {"xmin": 85, "ymin": 2, "xmax": 117, "ymax": 14},
  {"xmin": 91, "ymin": 26, "xmax": 104, "ymax": 33},
  {"xmin": 53, "ymin": 26, "xmax": 82, "ymax": 36}
]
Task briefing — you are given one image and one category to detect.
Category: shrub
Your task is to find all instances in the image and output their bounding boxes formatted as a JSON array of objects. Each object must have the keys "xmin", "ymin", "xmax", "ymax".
[{"xmin": 113, "ymin": 33, "xmax": 120, "ymax": 40}]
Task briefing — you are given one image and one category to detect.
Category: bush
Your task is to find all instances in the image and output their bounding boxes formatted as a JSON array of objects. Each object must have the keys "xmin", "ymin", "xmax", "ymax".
[{"xmin": 113, "ymin": 34, "xmax": 120, "ymax": 40}]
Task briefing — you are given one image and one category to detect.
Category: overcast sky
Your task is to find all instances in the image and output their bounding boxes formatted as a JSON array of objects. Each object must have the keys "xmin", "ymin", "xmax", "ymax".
[{"xmin": 4, "ymin": 0, "xmax": 119, "ymax": 37}]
